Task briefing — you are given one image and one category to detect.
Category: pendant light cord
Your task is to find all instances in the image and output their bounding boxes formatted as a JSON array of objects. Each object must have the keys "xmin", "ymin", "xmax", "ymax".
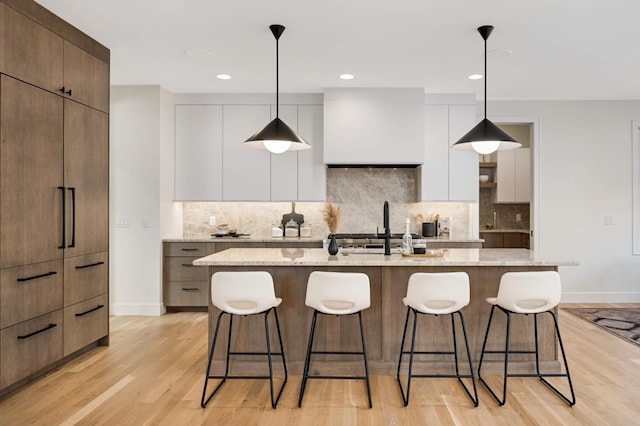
[
  {"xmin": 275, "ymin": 33, "xmax": 279, "ymax": 118},
  {"xmin": 483, "ymin": 34, "xmax": 487, "ymax": 120}
]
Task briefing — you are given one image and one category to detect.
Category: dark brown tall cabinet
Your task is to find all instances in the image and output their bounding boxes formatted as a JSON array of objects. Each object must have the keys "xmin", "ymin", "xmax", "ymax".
[{"xmin": 0, "ymin": 0, "xmax": 109, "ymax": 394}]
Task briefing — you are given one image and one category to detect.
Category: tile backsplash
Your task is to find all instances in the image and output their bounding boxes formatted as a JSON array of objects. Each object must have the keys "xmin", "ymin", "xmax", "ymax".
[
  {"xmin": 479, "ymin": 188, "xmax": 530, "ymax": 230},
  {"xmin": 182, "ymin": 167, "xmax": 476, "ymax": 239}
]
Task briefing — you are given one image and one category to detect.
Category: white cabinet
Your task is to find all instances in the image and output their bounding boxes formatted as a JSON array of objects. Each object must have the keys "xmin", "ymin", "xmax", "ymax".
[
  {"xmin": 495, "ymin": 148, "xmax": 530, "ymax": 203},
  {"xmin": 421, "ymin": 97, "xmax": 478, "ymax": 201},
  {"xmin": 270, "ymin": 105, "xmax": 298, "ymax": 201},
  {"xmin": 323, "ymin": 88, "xmax": 425, "ymax": 165},
  {"xmin": 297, "ymin": 105, "xmax": 326, "ymax": 201},
  {"xmin": 222, "ymin": 105, "xmax": 271, "ymax": 201},
  {"xmin": 174, "ymin": 105, "xmax": 223, "ymax": 200},
  {"xmin": 174, "ymin": 99, "xmax": 325, "ymax": 202}
]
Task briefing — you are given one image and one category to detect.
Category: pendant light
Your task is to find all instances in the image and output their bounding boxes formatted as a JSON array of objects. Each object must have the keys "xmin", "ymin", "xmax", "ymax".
[
  {"xmin": 452, "ymin": 25, "xmax": 521, "ymax": 154},
  {"xmin": 244, "ymin": 24, "xmax": 310, "ymax": 154}
]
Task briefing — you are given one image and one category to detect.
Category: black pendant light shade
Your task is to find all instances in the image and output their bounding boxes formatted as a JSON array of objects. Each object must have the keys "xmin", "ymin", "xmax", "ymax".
[
  {"xmin": 244, "ymin": 24, "xmax": 310, "ymax": 153},
  {"xmin": 452, "ymin": 25, "xmax": 520, "ymax": 154}
]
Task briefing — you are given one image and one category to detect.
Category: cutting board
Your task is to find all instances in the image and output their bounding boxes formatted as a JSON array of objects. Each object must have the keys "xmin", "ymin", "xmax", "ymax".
[{"xmin": 281, "ymin": 202, "xmax": 304, "ymax": 228}]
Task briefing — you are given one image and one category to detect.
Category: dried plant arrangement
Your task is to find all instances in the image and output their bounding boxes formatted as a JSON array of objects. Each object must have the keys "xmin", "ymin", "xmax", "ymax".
[{"xmin": 322, "ymin": 202, "xmax": 342, "ymax": 235}]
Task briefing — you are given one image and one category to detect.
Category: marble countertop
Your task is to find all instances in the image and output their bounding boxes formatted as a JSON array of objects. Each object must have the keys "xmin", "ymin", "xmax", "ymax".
[
  {"xmin": 193, "ymin": 248, "xmax": 578, "ymax": 267},
  {"xmin": 479, "ymin": 229, "xmax": 530, "ymax": 233},
  {"xmin": 164, "ymin": 236, "xmax": 483, "ymax": 243},
  {"xmin": 163, "ymin": 236, "xmax": 324, "ymax": 243}
]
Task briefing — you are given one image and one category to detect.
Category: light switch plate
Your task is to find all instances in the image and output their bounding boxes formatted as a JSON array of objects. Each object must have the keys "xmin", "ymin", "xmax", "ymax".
[{"xmin": 605, "ymin": 216, "xmax": 614, "ymax": 225}]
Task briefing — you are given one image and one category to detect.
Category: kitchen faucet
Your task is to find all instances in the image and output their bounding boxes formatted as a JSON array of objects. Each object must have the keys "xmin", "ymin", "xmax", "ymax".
[{"xmin": 383, "ymin": 201, "xmax": 391, "ymax": 255}]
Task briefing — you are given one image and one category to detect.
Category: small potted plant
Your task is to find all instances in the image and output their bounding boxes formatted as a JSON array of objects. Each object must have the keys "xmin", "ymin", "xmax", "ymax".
[{"xmin": 323, "ymin": 202, "xmax": 342, "ymax": 255}]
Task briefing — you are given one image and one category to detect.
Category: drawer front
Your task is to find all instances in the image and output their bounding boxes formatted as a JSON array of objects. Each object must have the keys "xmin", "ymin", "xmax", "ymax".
[
  {"xmin": 0, "ymin": 260, "xmax": 64, "ymax": 328},
  {"xmin": 164, "ymin": 257, "xmax": 210, "ymax": 281},
  {"xmin": 165, "ymin": 281, "xmax": 209, "ymax": 307},
  {"xmin": 266, "ymin": 241, "xmax": 321, "ymax": 248},
  {"xmin": 164, "ymin": 242, "xmax": 215, "ymax": 257},
  {"xmin": 64, "ymin": 252, "xmax": 108, "ymax": 306},
  {"xmin": 1, "ymin": 310, "xmax": 63, "ymax": 388},
  {"xmin": 64, "ymin": 294, "xmax": 108, "ymax": 356}
]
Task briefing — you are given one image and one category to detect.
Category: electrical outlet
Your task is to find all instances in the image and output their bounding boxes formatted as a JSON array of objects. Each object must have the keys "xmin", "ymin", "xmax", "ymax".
[
  {"xmin": 605, "ymin": 216, "xmax": 614, "ymax": 225},
  {"xmin": 209, "ymin": 216, "xmax": 216, "ymax": 226},
  {"xmin": 516, "ymin": 214, "xmax": 521, "ymax": 222}
]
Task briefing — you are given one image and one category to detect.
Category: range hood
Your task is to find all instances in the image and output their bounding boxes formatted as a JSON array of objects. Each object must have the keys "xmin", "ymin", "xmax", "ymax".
[{"xmin": 323, "ymin": 88, "xmax": 425, "ymax": 166}]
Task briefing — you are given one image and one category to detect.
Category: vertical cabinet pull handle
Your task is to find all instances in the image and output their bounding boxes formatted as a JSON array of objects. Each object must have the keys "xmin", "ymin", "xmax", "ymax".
[
  {"xmin": 17, "ymin": 271, "xmax": 57, "ymax": 282},
  {"xmin": 58, "ymin": 186, "xmax": 66, "ymax": 249},
  {"xmin": 68, "ymin": 187, "xmax": 76, "ymax": 248},
  {"xmin": 17, "ymin": 323, "xmax": 57, "ymax": 339}
]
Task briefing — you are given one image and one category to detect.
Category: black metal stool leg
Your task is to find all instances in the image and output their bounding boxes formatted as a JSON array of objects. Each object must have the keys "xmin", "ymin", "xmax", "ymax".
[
  {"xmin": 358, "ymin": 311, "xmax": 373, "ymax": 408},
  {"xmin": 201, "ymin": 311, "xmax": 227, "ymax": 408},
  {"xmin": 272, "ymin": 307, "xmax": 288, "ymax": 407},
  {"xmin": 479, "ymin": 306, "xmax": 576, "ymax": 407},
  {"xmin": 538, "ymin": 311, "xmax": 576, "ymax": 406},
  {"xmin": 478, "ymin": 305, "xmax": 509, "ymax": 405},
  {"xmin": 396, "ymin": 307, "xmax": 412, "ymax": 405},
  {"xmin": 202, "ymin": 308, "xmax": 289, "ymax": 409},
  {"xmin": 298, "ymin": 310, "xmax": 318, "ymax": 407},
  {"xmin": 455, "ymin": 311, "xmax": 479, "ymax": 406}
]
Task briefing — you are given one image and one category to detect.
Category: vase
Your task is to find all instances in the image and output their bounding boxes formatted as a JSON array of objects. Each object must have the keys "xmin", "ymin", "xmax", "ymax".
[{"xmin": 328, "ymin": 234, "xmax": 339, "ymax": 255}]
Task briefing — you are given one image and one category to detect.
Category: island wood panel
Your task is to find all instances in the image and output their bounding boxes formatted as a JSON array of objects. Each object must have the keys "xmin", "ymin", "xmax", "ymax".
[
  {"xmin": 206, "ymin": 265, "xmax": 382, "ymax": 375},
  {"xmin": 207, "ymin": 264, "xmax": 559, "ymax": 375},
  {"xmin": 381, "ymin": 265, "xmax": 557, "ymax": 374}
]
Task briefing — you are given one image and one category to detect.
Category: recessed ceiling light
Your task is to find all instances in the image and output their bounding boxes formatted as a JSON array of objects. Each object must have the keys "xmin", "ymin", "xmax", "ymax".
[
  {"xmin": 468, "ymin": 74, "xmax": 483, "ymax": 80},
  {"xmin": 184, "ymin": 47, "xmax": 215, "ymax": 59},
  {"xmin": 339, "ymin": 74, "xmax": 355, "ymax": 80},
  {"xmin": 487, "ymin": 48, "xmax": 512, "ymax": 60},
  {"xmin": 216, "ymin": 74, "xmax": 232, "ymax": 80}
]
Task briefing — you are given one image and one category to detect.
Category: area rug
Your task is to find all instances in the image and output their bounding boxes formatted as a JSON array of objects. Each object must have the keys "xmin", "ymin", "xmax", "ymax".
[{"xmin": 563, "ymin": 308, "xmax": 640, "ymax": 347}]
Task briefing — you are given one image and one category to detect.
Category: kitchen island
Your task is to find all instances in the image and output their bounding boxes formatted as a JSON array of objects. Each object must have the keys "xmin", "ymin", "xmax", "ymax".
[{"xmin": 194, "ymin": 248, "xmax": 577, "ymax": 375}]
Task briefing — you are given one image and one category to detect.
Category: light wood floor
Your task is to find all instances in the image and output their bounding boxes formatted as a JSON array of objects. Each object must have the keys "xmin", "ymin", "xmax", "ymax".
[{"xmin": 1, "ymin": 303, "xmax": 639, "ymax": 425}]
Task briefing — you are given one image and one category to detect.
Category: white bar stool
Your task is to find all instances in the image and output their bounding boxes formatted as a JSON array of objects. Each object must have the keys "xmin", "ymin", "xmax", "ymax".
[
  {"xmin": 396, "ymin": 272, "xmax": 478, "ymax": 407},
  {"xmin": 298, "ymin": 271, "xmax": 372, "ymax": 408},
  {"xmin": 478, "ymin": 271, "xmax": 575, "ymax": 406},
  {"xmin": 201, "ymin": 271, "xmax": 287, "ymax": 409}
]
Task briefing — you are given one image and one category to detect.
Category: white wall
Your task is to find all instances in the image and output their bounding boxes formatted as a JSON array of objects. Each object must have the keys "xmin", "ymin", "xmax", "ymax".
[
  {"xmin": 110, "ymin": 86, "xmax": 178, "ymax": 315},
  {"xmin": 110, "ymin": 91, "xmax": 640, "ymax": 313},
  {"xmin": 489, "ymin": 100, "xmax": 640, "ymax": 302}
]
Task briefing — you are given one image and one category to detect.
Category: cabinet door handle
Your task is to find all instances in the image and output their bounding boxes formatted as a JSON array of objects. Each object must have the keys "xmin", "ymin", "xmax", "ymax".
[
  {"xmin": 181, "ymin": 287, "xmax": 200, "ymax": 292},
  {"xmin": 59, "ymin": 86, "xmax": 72, "ymax": 96},
  {"xmin": 17, "ymin": 323, "xmax": 57, "ymax": 339},
  {"xmin": 181, "ymin": 248, "xmax": 199, "ymax": 251},
  {"xmin": 75, "ymin": 261, "xmax": 105, "ymax": 269},
  {"xmin": 67, "ymin": 187, "xmax": 76, "ymax": 248},
  {"xmin": 17, "ymin": 271, "xmax": 57, "ymax": 282},
  {"xmin": 58, "ymin": 186, "xmax": 66, "ymax": 249},
  {"xmin": 181, "ymin": 263, "xmax": 194, "ymax": 267},
  {"xmin": 75, "ymin": 304, "xmax": 105, "ymax": 317}
]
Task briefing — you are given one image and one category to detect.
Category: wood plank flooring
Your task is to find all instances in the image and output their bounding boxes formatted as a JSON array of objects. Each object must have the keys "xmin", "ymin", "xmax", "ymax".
[{"xmin": 0, "ymin": 303, "xmax": 639, "ymax": 425}]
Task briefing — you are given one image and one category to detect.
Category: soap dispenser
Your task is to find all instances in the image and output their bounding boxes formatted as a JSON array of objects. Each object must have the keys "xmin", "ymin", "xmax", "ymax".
[{"xmin": 402, "ymin": 218, "xmax": 413, "ymax": 254}]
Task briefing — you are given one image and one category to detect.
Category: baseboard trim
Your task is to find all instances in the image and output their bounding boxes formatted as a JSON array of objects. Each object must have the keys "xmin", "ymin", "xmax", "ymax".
[
  {"xmin": 110, "ymin": 303, "xmax": 165, "ymax": 316},
  {"xmin": 562, "ymin": 292, "xmax": 640, "ymax": 303}
]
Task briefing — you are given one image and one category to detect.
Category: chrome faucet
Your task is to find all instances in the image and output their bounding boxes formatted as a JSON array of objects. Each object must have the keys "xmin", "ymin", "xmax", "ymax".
[{"xmin": 383, "ymin": 201, "xmax": 391, "ymax": 255}]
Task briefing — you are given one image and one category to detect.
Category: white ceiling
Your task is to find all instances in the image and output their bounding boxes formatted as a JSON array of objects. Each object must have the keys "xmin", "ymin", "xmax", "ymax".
[{"xmin": 35, "ymin": 0, "xmax": 640, "ymax": 100}]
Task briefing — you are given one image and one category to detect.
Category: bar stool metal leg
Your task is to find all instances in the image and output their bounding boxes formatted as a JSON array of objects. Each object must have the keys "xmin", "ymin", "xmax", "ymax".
[
  {"xmin": 201, "ymin": 308, "xmax": 287, "ymax": 409},
  {"xmin": 397, "ymin": 308, "xmax": 478, "ymax": 407},
  {"xmin": 298, "ymin": 311, "xmax": 372, "ymax": 408},
  {"xmin": 358, "ymin": 311, "xmax": 373, "ymax": 408},
  {"xmin": 478, "ymin": 306, "xmax": 576, "ymax": 406}
]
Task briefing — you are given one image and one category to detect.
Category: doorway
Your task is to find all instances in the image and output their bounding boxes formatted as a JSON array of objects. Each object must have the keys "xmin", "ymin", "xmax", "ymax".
[{"xmin": 480, "ymin": 117, "xmax": 539, "ymax": 250}]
